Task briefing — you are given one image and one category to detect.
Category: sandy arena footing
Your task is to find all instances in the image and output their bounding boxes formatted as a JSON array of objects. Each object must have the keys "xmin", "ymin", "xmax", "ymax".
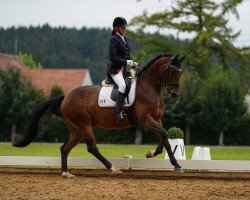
[{"xmin": 0, "ymin": 168, "xmax": 250, "ymax": 200}]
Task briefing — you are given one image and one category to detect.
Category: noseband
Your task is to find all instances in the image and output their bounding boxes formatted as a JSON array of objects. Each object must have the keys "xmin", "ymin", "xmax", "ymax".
[{"xmin": 139, "ymin": 60, "xmax": 181, "ymax": 89}]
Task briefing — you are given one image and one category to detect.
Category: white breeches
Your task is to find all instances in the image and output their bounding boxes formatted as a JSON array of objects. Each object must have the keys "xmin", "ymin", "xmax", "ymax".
[{"xmin": 110, "ymin": 67, "xmax": 126, "ymax": 93}]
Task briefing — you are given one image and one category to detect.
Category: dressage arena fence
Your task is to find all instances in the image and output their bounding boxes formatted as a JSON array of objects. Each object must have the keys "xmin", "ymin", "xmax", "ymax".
[{"xmin": 0, "ymin": 155, "xmax": 250, "ymax": 173}]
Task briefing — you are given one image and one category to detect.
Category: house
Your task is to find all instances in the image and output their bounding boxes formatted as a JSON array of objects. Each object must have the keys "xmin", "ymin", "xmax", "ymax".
[
  {"xmin": 245, "ymin": 90, "xmax": 250, "ymax": 113},
  {"xmin": 0, "ymin": 53, "xmax": 26, "ymax": 70},
  {"xmin": 22, "ymin": 68, "xmax": 92, "ymax": 96},
  {"xmin": 0, "ymin": 53, "xmax": 93, "ymax": 96}
]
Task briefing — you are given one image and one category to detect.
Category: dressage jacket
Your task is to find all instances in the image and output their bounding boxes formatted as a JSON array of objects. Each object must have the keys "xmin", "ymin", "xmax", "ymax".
[{"xmin": 106, "ymin": 34, "xmax": 131, "ymax": 75}]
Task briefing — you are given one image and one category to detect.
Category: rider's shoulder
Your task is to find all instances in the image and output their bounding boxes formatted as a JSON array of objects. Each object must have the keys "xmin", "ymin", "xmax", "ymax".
[{"xmin": 110, "ymin": 34, "xmax": 120, "ymax": 41}]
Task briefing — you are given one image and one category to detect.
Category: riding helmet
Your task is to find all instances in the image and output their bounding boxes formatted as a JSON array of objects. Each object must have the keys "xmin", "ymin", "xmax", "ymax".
[{"xmin": 112, "ymin": 17, "xmax": 127, "ymax": 28}]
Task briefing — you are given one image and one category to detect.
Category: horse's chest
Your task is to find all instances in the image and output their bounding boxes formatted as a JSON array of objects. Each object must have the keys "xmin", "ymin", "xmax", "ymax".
[
  {"xmin": 155, "ymin": 100, "xmax": 164, "ymax": 118},
  {"xmin": 156, "ymin": 108, "xmax": 164, "ymax": 118}
]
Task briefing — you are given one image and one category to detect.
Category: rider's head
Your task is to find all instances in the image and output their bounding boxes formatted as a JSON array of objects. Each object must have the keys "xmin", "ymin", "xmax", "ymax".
[{"xmin": 111, "ymin": 17, "xmax": 127, "ymax": 35}]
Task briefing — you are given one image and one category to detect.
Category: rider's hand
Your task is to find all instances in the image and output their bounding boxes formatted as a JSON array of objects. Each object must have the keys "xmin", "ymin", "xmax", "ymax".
[
  {"xmin": 133, "ymin": 62, "xmax": 138, "ymax": 69},
  {"xmin": 127, "ymin": 60, "xmax": 134, "ymax": 67}
]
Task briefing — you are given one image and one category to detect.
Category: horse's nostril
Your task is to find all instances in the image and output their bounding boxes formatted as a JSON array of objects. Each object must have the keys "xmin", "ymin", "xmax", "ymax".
[{"xmin": 171, "ymin": 93, "xmax": 177, "ymax": 98}]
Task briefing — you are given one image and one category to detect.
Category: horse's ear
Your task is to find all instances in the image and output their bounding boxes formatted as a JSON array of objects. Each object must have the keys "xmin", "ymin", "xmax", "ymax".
[
  {"xmin": 178, "ymin": 54, "xmax": 187, "ymax": 63},
  {"xmin": 171, "ymin": 54, "xmax": 179, "ymax": 64}
]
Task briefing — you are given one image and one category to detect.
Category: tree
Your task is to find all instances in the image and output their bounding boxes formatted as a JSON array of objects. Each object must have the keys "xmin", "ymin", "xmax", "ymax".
[
  {"xmin": 128, "ymin": 31, "xmax": 185, "ymax": 63},
  {"xmin": 239, "ymin": 50, "xmax": 250, "ymax": 91},
  {"xmin": 0, "ymin": 69, "xmax": 45, "ymax": 139},
  {"xmin": 0, "ymin": 25, "xmax": 113, "ymax": 84},
  {"xmin": 201, "ymin": 66, "xmax": 247, "ymax": 145},
  {"xmin": 132, "ymin": 0, "xmax": 246, "ymax": 78},
  {"xmin": 36, "ymin": 85, "xmax": 68, "ymax": 143},
  {"xmin": 168, "ymin": 71, "xmax": 202, "ymax": 144},
  {"xmin": 132, "ymin": 0, "xmax": 250, "ymax": 145},
  {"xmin": 18, "ymin": 52, "xmax": 42, "ymax": 69},
  {"xmin": 50, "ymin": 85, "xmax": 63, "ymax": 98}
]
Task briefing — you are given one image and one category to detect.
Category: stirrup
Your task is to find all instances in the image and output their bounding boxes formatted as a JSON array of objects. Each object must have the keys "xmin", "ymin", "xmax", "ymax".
[
  {"xmin": 116, "ymin": 111, "xmax": 127, "ymax": 122},
  {"xmin": 121, "ymin": 110, "xmax": 127, "ymax": 118}
]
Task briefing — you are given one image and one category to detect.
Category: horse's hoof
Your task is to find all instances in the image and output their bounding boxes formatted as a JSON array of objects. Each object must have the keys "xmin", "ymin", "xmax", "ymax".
[
  {"xmin": 174, "ymin": 167, "xmax": 184, "ymax": 173},
  {"xmin": 111, "ymin": 165, "xmax": 123, "ymax": 175},
  {"xmin": 112, "ymin": 169, "xmax": 123, "ymax": 175},
  {"xmin": 146, "ymin": 150, "xmax": 155, "ymax": 158},
  {"xmin": 62, "ymin": 171, "xmax": 75, "ymax": 178}
]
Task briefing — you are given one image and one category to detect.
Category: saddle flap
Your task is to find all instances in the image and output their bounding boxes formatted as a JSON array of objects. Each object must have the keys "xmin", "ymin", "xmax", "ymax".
[{"xmin": 110, "ymin": 76, "xmax": 132, "ymax": 102}]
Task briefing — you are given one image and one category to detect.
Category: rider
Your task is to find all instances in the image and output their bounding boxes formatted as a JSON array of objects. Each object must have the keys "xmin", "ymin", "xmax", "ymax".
[{"xmin": 106, "ymin": 16, "xmax": 137, "ymax": 121}]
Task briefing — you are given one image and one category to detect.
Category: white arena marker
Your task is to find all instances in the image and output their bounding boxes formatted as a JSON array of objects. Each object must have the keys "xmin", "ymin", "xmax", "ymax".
[
  {"xmin": 123, "ymin": 155, "xmax": 132, "ymax": 170},
  {"xmin": 164, "ymin": 139, "xmax": 186, "ymax": 160},
  {"xmin": 191, "ymin": 146, "xmax": 201, "ymax": 160},
  {"xmin": 199, "ymin": 147, "xmax": 211, "ymax": 160},
  {"xmin": 191, "ymin": 147, "xmax": 211, "ymax": 160}
]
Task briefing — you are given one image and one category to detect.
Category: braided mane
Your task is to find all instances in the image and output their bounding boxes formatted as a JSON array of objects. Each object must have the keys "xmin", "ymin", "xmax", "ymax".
[{"xmin": 142, "ymin": 53, "xmax": 172, "ymax": 71}]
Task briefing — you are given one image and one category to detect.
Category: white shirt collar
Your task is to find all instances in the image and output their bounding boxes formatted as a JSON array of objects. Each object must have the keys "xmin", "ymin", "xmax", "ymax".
[
  {"xmin": 116, "ymin": 32, "xmax": 126, "ymax": 43},
  {"xmin": 116, "ymin": 32, "xmax": 124, "ymax": 38}
]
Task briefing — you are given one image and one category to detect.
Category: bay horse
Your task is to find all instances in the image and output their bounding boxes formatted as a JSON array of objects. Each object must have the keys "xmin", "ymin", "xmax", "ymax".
[{"xmin": 12, "ymin": 53, "xmax": 186, "ymax": 177}]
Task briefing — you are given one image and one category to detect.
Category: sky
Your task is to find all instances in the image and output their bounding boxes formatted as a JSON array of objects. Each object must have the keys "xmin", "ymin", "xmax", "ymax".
[{"xmin": 0, "ymin": 0, "xmax": 250, "ymax": 46}]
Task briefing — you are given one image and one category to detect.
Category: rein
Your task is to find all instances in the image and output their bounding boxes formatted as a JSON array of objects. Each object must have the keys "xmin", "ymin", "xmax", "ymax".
[{"xmin": 137, "ymin": 60, "xmax": 181, "ymax": 89}]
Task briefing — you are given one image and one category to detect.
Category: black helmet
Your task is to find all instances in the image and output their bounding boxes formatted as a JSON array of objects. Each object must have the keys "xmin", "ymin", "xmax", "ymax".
[{"xmin": 112, "ymin": 17, "xmax": 127, "ymax": 28}]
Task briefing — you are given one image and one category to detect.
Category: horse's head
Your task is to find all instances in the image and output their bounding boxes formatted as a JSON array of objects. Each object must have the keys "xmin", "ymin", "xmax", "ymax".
[
  {"xmin": 164, "ymin": 54, "xmax": 186, "ymax": 98},
  {"xmin": 139, "ymin": 53, "xmax": 186, "ymax": 98}
]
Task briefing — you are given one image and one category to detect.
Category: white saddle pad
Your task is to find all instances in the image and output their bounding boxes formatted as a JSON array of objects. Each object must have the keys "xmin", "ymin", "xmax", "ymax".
[{"xmin": 98, "ymin": 79, "xmax": 137, "ymax": 107}]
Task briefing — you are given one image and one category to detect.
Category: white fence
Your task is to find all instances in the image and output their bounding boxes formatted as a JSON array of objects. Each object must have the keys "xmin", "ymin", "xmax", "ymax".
[{"xmin": 0, "ymin": 156, "xmax": 250, "ymax": 172}]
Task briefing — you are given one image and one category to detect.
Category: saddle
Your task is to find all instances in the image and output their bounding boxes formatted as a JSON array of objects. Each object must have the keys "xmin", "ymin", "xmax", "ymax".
[
  {"xmin": 99, "ymin": 68, "xmax": 136, "ymax": 106},
  {"xmin": 98, "ymin": 69, "xmax": 137, "ymax": 125},
  {"xmin": 104, "ymin": 72, "xmax": 132, "ymax": 104}
]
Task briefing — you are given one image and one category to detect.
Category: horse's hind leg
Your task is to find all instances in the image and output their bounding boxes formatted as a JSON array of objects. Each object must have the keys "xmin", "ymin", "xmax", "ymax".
[
  {"xmin": 60, "ymin": 125, "xmax": 84, "ymax": 178},
  {"xmin": 84, "ymin": 124, "xmax": 122, "ymax": 174}
]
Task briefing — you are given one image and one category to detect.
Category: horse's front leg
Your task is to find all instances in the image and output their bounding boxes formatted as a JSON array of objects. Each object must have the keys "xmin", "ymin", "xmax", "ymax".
[
  {"xmin": 146, "ymin": 120, "xmax": 164, "ymax": 158},
  {"xmin": 142, "ymin": 118, "xmax": 183, "ymax": 173},
  {"xmin": 146, "ymin": 139, "xmax": 164, "ymax": 158}
]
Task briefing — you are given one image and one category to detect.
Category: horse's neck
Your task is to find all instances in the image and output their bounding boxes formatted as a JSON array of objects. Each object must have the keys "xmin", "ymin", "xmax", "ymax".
[
  {"xmin": 146, "ymin": 57, "xmax": 167, "ymax": 78},
  {"xmin": 138, "ymin": 59, "xmax": 165, "ymax": 97}
]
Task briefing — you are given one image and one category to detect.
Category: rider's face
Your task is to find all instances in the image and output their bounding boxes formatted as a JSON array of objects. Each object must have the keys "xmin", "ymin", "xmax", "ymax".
[{"xmin": 117, "ymin": 26, "xmax": 126, "ymax": 35}]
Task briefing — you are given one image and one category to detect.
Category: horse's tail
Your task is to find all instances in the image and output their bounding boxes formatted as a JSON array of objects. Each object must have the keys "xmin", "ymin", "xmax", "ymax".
[{"xmin": 12, "ymin": 95, "xmax": 65, "ymax": 147}]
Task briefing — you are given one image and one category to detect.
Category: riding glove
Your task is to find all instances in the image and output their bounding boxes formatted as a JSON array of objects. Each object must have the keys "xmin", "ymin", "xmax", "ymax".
[
  {"xmin": 127, "ymin": 60, "xmax": 134, "ymax": 67},
  {"xmin": 133, "ymin": 62, "xmax": 138, "ymax": 69}
]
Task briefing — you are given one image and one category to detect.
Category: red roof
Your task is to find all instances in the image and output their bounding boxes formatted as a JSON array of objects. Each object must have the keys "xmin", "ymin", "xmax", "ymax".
[
  {"xmin": 22, "ymin": 68, "xmax": 87, "ymax": 96},
  {"xmin": 0, "ymin": 53, "xmax": 90, "ymax": 96},
  {"xmin": 0, "ymin": 53, "xmax": 26, "ymax": 70}
]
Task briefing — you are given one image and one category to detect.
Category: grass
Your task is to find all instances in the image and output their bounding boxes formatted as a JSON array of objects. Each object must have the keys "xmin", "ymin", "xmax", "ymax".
[{"xmin": 0, "ymin": 143, "xmax": 250, "ymax": 160}]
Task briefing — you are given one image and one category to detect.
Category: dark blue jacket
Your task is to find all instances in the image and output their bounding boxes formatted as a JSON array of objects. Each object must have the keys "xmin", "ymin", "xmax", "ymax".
[{"xmin": 106, "ymin": 34, "xmax": 131, "ymax": 75}]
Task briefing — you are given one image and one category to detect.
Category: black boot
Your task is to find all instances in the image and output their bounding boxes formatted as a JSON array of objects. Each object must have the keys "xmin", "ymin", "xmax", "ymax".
[{"xmin": 116, "ymin": 92, "xmax": 127, "ymax": 122}]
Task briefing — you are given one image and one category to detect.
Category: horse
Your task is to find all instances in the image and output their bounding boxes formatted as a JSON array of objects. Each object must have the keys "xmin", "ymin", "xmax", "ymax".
[{"xmin": 12, "ymin": 53, "xmax": 186, "ymax": 178}]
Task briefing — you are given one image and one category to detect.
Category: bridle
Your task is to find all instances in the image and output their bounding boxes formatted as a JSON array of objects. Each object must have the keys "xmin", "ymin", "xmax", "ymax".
[{"xmin": 137, "ymin": 59, "xmax": 182, "ymax": 89}]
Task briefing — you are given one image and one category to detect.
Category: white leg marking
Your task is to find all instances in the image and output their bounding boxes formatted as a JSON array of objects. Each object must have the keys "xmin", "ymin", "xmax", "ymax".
[
  {"xmin": 62, "ymin": 171, "xmax": 75, "ymax": 178},
  {"xmin": 146, "ymin": 150, "xmax": 155, "ymax": 158},
  {"xmin": 110, "ymin": 165, "xmax": 122, "ymax": 175}
]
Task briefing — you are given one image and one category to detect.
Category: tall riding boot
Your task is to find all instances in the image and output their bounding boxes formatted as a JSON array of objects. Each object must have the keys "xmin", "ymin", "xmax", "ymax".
[{"xmin": 116, "ymin": 91, "xmax": 127, "ymax": 122}]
